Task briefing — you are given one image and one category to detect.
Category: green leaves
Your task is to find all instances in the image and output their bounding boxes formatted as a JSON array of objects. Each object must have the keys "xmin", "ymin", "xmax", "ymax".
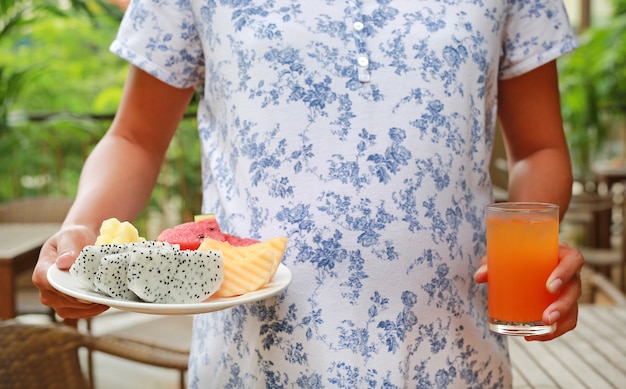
[
  {"xmin": 0, "ymin": 0, "xmax": 124, "ymax": 199},
  {"xmin": 559, "ymin": 14, "xmax": 626, "ymax": 183},
  {"xmin": 0, "ymin": 67, "xmax": 30, "ymax": 133},
  {"xmin": 0, "ymin": 0, "xmax": 202, "ymax": 223}
]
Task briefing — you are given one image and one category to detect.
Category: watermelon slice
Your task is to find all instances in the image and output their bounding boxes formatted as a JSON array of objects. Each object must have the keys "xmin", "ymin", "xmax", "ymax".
[
  {"xmin": 157, "ymin": 215, "xmax": 259, "ymax": 250},
  {"xmin": 224, "ymin": 233, "xmax": 259, "ymax": 246}
]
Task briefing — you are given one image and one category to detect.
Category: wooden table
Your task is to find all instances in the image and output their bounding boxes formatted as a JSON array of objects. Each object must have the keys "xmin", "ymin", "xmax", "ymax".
[
  {"xmin": 510, "ymin": 304, "xmax": 626, "ymax": 388},
  {"xmin": 0, "ymin": 223, "xmax": 60, "ymax": 320}
]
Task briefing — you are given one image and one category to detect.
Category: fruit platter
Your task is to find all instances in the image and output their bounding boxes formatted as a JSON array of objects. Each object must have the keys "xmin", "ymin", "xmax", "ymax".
[{"xmin": 48, "ymin": 216, "xmax": 292, "ymax": 315}]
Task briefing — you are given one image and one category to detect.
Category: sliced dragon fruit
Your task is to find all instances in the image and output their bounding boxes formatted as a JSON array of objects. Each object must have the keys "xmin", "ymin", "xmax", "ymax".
[
  {"xmin": 70, "ymin": 244, "xmax": 126, "ymax": 290},
  {"xmin": 93, "ymin": 252, "xmax": 139, "ymax": 301},
  {"xmin": 69, "ymin": 241, "xmax": 179, "ymax": 291},
  {"xmin": 127, "ymin": 248, "xmax": 224, "ymax": 303}
]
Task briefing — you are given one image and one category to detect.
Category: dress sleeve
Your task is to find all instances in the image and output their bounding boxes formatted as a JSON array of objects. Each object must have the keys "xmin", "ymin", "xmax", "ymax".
[
  {"xmin": 499, "ymin": 0, "xmax": 578, "ymax": 80},
  {"xmin": 109, "ymin": 0, "xmax": 205, "ymax": 89}
]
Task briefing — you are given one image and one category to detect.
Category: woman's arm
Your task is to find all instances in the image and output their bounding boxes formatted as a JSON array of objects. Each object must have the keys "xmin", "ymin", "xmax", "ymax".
[
  {"xmin": 498, "ymin": 60, "xmax": 573, "ymax": 215},
  {"xmin": 493, "ymin": 60, "xmax": 583, "ymax": 340},
  {"xmin": 32, "ymin": 65, "xmax": 196, "ymax": 318},
  {"xmin": 63, "ymin": 65, "xmax": 196, "ymax": 232}
]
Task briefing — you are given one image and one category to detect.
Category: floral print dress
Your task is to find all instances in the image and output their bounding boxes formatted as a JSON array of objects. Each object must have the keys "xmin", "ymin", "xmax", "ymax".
[{"xmin": 111, "ymin": 1, "xmax": 577, "ymax": 387}]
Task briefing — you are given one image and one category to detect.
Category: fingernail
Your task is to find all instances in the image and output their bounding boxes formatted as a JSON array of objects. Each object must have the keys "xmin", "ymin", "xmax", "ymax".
[
  {"xmin": 56, "ymin": 250, "xmax": 76, "ymax": 268},
  {"xmin": 548, "ymin": 311, "xmax": 560, "ymax": 324},
  {"xmin": 58, "ymin": 250, "xmax": 74, "ymax": 258},
  {"xmin": 473, "ymin": 264, "xmax": 487, "ymax": 282},
  {"xmin": 547, "ymin": 278, "xmax": 562, "ymax": 294}
]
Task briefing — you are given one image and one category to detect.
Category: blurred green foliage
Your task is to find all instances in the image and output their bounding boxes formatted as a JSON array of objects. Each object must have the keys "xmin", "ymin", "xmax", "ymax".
[
  {"xmin": 0, "ymin": 0, "xmax": 202, "ymax": 228},
  {"xmin": 559, "ymin": 0, "xmax": 626, "ymax": 184}
]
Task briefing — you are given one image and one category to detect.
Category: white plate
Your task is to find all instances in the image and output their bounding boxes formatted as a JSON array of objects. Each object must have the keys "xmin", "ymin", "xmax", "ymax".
[{"xmin": 47, "ymin": 263, "xmax": 292, "ymax": 315}]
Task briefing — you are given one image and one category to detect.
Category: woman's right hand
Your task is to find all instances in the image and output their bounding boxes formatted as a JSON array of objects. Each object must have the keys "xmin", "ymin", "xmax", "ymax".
[{"xmin": 32, "ymin": 225, "xmax": 110, "ymax": 319}]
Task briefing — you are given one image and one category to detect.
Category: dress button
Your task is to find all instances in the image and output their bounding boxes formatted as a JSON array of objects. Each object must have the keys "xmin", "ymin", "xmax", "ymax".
[
  {"xmin": 353, "ymin": 21, "xmax": 364, "ymax": 32},
  {"xmin": 357, "ymin": 56, "xmax": 369, "ymax": 67}
]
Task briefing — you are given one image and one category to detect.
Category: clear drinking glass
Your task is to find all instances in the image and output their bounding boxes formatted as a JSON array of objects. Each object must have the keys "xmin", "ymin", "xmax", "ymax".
[{"xmin": 486, "ymin": 202, "xmax": 559, "ymax": 336}]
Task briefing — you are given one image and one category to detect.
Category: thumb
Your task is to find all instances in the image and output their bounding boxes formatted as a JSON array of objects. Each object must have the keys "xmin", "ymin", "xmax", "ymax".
[
  {"xmin": 54, "ymin": 225, "xmax": 98, "ymax": 270},
  {"xmin": 56, "ymin": 249, "xmax": 79, "ymax": 270}
]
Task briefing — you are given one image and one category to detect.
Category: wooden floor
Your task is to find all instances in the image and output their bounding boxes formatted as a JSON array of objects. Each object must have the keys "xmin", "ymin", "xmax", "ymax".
[{"xmin": 510, "ymin": 304, "xmax": 626, "ymax": 388}]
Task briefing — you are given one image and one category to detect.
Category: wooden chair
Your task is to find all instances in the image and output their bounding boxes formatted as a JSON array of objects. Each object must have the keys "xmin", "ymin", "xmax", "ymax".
[
  {"xmin": 579, "ymin": 266, "xmax": 626, "ymax": 306},
  {"xmin": 85, "ymin": 314, "xmax": 192, "ymax": 389},
  {"xmin": 0, "ymin": 319, "xmax": 190, "ymax": 389},
  {"xmin": 0, "ymin": 320, "xmax": 90, "ymax": 389},
  {"xmin": 573, "ymin": 191, "xmax": 626, "ymax": 294},
  {"xmin": 562, "ymin": 191, "xmax": 615, "ymax": 249}
]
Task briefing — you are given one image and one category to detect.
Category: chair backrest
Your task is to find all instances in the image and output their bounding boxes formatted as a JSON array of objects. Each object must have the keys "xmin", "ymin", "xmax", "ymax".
[
  {"xmin": 0, "ymin": 196, "xmax": 73, "ymax": 223},
  {"xmin": 0, "ymin": 321, "xmax": 90, "ymax": 389}
]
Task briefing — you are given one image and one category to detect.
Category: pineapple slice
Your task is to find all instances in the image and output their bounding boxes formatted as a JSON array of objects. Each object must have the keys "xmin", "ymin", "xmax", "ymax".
[
  {"xmin": 95, "ymin": 217, "xmax": 146, "ymax": 245},
  {"xmin": 199, "ymin": 236, "xmax": 287, "ymax": 297}
]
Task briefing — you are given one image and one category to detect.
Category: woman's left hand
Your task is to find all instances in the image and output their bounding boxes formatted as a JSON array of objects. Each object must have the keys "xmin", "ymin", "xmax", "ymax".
[{"xmin": 474, "ymin": 243, "xmax": 584, "ymax": 340}]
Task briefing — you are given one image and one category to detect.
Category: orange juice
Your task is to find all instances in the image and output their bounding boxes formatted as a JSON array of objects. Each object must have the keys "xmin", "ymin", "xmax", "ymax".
[{"xmin": 486, "ymin": 202, "xmax": 559, "ymax": 335}]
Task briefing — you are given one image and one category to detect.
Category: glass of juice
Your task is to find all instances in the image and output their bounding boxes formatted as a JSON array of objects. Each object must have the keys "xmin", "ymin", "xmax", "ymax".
[{"xmin": 486, "ymin": 202, "xmax": 559, "ymax": 336}]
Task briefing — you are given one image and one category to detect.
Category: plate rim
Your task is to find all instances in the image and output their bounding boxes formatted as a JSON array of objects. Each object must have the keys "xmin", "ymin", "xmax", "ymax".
[{"xmin": 47, "ymin": 263, "xmax": 292, "ymax": 315}]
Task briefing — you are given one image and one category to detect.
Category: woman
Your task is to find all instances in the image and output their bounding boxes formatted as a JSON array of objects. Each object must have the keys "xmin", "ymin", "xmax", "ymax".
[{"xmin": 34, "ymin": 2, "xmax": 584, "ymax": 387}]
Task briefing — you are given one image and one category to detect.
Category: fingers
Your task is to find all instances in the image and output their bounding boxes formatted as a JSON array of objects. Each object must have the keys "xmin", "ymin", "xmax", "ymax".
[
  {"xmin": 475, "ymin": 243, "xmax": 585, "ymax": 341},
  {"xmin": 525, "ymin": 243, "xmax": 584, "ymax": 341},
  {"xmin": 546, "ymin": 244, "xmax": 585, "ymax": 294},
  {"xmin": 32, "ymin": 234, "xmax": 63, "ymax": 293},
  {"xmin": 526, "ymin": 303, "xmax": 579, "ymax": 341},
  {"xmin": 473, "ymin": 256, "xmax": 488, "ymax": 283},
  {"xmin": 32, "ymin": 226, "xmax": 94, "ymax": 290},
  {"xmin": 39, "ymin": 286, "xmax": 110, "ymax": 318},
  {"xmin": 54, "ymin": 225, "xmax": 99, "ymax": 269},
  {"xmin": 32, "ymin": 225, "xmax": 103, "ymax": 319}
]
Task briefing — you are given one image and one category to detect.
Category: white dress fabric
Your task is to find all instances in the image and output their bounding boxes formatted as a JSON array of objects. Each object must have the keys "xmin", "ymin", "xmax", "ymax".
[{"xmin": 111, "ymin": 1, "xmax": 577, "ymax": 387}]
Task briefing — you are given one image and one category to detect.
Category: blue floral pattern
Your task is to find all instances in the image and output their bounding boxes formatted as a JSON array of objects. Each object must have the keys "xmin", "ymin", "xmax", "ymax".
[{"xmin": 112, "ymin": 1, "xmax": 576, "ymax": 387}]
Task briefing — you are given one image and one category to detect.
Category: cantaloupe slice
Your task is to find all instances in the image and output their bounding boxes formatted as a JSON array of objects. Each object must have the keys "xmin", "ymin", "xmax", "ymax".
[
  {"xmin": 198, "ymin": 236, "xmax": 288, "ymax": 297},
  {"xmin": 211, "ymin": 247, "xmax": 275, "ymax": 297}
]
